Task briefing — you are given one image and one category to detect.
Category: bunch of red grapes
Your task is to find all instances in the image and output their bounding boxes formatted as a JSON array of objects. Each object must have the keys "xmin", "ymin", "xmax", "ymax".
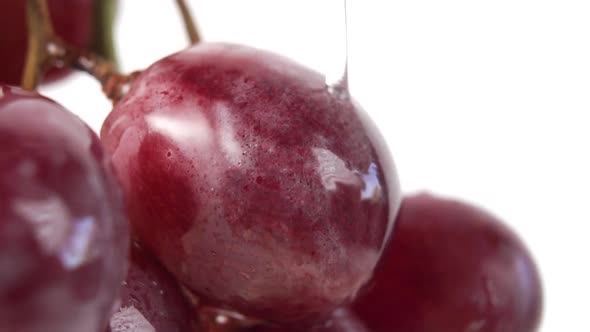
[{"xmin": 0, "ymin": 1, "xmax": 543, "ymax": 332}]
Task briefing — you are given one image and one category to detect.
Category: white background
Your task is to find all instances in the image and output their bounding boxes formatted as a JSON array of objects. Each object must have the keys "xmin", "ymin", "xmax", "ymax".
[{"xmin": 42, "ymin": 1, "xmax": 590, "ymax": 331}]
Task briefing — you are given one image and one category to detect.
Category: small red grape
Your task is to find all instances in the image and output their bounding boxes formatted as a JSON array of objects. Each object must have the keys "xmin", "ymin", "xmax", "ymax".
[
  {"xmin": 101, "ymin": 43, "xmax": 400, "ymax": 325},
  {"xmin": 352, "ymin": 193, "xmax": 543, "ymax": 332},
  {"xmin": 0, "ymin": 85, "xmax": 129, "ymax": 332}
]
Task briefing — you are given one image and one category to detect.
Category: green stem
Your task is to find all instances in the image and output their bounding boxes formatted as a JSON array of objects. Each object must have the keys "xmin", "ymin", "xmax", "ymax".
[{"xmin": 92, "ymin": 0, "xmax": 119, "ymax": 68}]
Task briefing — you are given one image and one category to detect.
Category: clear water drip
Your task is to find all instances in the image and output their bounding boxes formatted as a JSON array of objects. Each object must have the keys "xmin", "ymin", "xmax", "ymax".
[{"xmin": 326, "ymin": 0, "xmax": 350, "ymax": 99}]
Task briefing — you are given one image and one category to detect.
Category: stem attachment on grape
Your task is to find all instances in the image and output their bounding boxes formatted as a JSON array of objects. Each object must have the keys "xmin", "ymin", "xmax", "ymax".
[
  {"xmin": 21, "ymin": 0, "xmax": 137, "ymax": 103},
  {"xmin": 176, "ymin": 0, "xmax": 201, "ymax": 44}
]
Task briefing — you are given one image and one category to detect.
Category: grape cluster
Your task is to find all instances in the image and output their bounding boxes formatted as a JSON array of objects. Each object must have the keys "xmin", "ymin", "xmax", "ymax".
[{"xmin": 0, "ymin": 2, "xmax": 542, "ymax": 332}]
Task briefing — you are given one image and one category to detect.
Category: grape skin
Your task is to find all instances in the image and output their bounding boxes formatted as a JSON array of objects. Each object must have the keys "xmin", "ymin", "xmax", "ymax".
[
  {"xmin": 0, "ymin": 85, "xmax": 129, "ymax": 332},
  {"xmin": 352, "ymin": 193, "xmax": 543, "ymax": 332},
  {"xmin": 108, "ymin": 241, "xmax": 196, "ymax": 332},
  {"xmin": 101, "ymin": 42, "xmax": 400, "ymax": 326}
]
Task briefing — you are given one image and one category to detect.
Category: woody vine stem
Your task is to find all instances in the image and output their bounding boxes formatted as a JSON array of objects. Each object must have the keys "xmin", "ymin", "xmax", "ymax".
[{"xmin": 21, "ymin": 0, "xmax": 200, "ymax": 103}]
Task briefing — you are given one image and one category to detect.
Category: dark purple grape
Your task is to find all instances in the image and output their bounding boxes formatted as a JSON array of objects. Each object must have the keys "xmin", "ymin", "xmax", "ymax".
[
  {"xmin": 100, "ymin": 43, "xmax": 400, "ymax": 325},
  {"xmin": 0, "ymin": 85, "xmax": 129, "ymax": 332},
  {"xmin": 108, "ymin": 241, "xmax": 196, "ymax": 332},
  {"xmin": 352, "ymin": 193, "xmax": 543, "ymax": 332}
]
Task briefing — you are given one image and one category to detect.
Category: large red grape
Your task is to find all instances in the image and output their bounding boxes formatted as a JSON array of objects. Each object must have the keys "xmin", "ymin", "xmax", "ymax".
[
  {"xmin": 0, "ymin": 0, "xmax": 94, "ymax": 85},
  {"xmin": 352, "ymin": 193, "xmax": 543, "ymax": 332},
  {"xmin": 108, "ymin": 241, "xmax": 196, "ymax": 332},
  {"xmin": 0, "ymin": 85, "xmax": 129, "ymax": 332},
  {"xmin": 101, "ymin": 43, "xmax": 400, "ymax": 325}
]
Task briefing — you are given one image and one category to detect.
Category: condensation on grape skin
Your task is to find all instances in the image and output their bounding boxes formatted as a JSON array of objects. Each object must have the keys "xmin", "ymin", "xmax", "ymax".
[
  {"xmin": 110, "ymin": 241, "xmax": 194, "ymax": 332},
  {"xmin": 110, "ymin": 306, "xmax": 156, "ymax": 332},
  {"xmin": 179, "ymin": 43, "xmax": 327, "ymax": 92},
  {"xmin": 101, "ymin": 43, "xmax": 401, "ymax": 325},
  {"xmin": 215, "ymin": 102, "xmax": 244, "ymax": 166},
  {"xmin": 179, "ymin": 207, "xmax": 380, "ymax": 311}
]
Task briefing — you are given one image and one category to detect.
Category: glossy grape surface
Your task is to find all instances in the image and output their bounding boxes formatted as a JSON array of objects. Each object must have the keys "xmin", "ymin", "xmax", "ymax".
[
  {"xmin": 0, "ymin": 85, "xmax": 129, "ymax": 332},
  {"xmin": 0, "ymin": 0, "xmax": 94, "ymax": 85},
  {"xmin": 101, "ymin": 43, "xmax": 400, "ymax": 325},
  {"xmin": 108, "ymin": 241, "xmax": 195, "ymax": 332},
  {"xmin": 352, "ymin": 193, "xmax": 543, "ymax": 332}
]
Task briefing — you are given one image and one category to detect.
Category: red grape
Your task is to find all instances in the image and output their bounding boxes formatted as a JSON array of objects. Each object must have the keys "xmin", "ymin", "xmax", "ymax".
[
  {"xmin": 0, "ymin": 85, "xmax": 129, "ymax": 332},
  {"xmin": 101, "ymin": 43, "xmax": 400, "ymax": 325},
  {"xmin": 108, "ymin": 240, "xmax": 196, "ymax": 332},
  {"xmin": 352, "ymin": 193, "xmax": 543, "ymax": 332},
  {"xmin": 0, "ymin": 0, "xmax": 94, "ymax": 85}
]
